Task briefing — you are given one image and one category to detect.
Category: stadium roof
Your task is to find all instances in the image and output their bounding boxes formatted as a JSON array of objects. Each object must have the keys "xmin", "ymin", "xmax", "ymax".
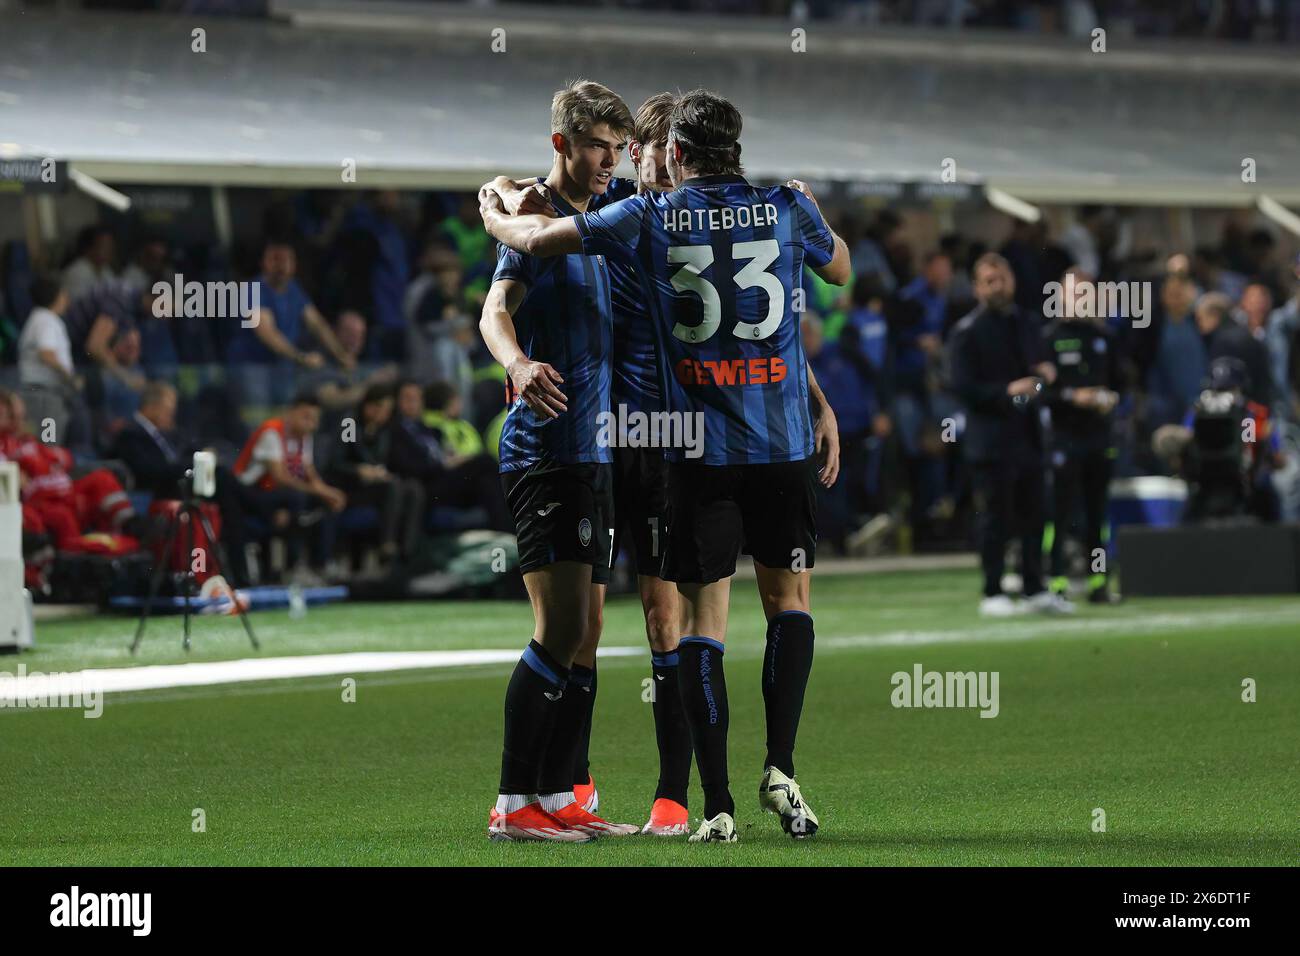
[{"xmin": 2, "ymin": 4, "xmax": 1298, "ymax": 207}]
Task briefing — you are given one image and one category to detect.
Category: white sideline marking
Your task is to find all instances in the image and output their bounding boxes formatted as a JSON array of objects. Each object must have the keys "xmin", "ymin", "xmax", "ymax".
[
  {"xmin": 819, "ymin": 607, "xmax": 1300, "ymax": 653},
  {"xmin": 3, "ymin": 605, "xmax": 1293, "ymax": 703},
  {"xmin": 0, "ymin": 647, "xmax": 642, "ymax": 702}
]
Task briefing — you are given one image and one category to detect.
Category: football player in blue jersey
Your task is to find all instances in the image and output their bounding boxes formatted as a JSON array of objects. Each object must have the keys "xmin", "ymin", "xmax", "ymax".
[
  {"xmin": 487, "ymin": 93, "xmax": 695, "ymax": 837},
  {"xmin": 481, "ymin": 89, "xmax": 851, "ymax": 843},
  {"xmin": 485, "ymin": 91, "xmax": 843, "ymax": 839},
  {"xmin": 611, "ymin": 94, "xmax": 694, "ymax": 836},
  {"xmin": 477, "ymin": 79, "xmax": 640, "ymax": 842}
]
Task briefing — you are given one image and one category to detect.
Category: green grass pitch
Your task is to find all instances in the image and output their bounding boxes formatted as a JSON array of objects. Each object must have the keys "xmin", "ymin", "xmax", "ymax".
[{"xmin": 2, "ymin": 569, "xmax": 1296, "ymax": 866}]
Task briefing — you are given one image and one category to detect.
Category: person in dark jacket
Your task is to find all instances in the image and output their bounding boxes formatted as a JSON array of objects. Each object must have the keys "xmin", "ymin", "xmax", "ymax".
[
  {"xmin": 110, "ymin": 381, "xmax": 252, "ymax": 586},
  {"xmin": 388, "ymin": 380, "xmax": 513, "ymax": 532},
  {"xmin": 1144, "ymin": 272, "xmax": 1207, "ymax": 429},
  {"xmin": 326, "ymin": 383, "xmax": 424, "ymax": 563},
  {"xmin": 1195, "ymin": 292, "xmax": 1273, "ymax": 408},
  {"xmin": 1042, "ymin": 267, "xmax": 1125, "ymax": 604},
  {"xmin": 947, "ymin": 253, "xmax": 1072, "ymax": 616}
]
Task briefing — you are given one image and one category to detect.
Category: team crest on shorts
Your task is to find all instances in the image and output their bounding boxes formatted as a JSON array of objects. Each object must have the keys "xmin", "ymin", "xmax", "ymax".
[{"xmin": 578, "ymin": 518, "xmax": 592, "ymax": 547}]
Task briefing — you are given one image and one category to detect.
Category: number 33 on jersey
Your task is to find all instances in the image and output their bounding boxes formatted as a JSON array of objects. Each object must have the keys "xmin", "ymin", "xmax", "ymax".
[{"xmin": 575, "ymin": 174, "xmax": 837, "ymax": 466}]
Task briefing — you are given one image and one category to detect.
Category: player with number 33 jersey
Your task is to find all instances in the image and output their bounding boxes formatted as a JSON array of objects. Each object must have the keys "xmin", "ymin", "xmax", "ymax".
[{"xmin": 481, "ymin": 88, "xmax": 852, "ymax": 845}]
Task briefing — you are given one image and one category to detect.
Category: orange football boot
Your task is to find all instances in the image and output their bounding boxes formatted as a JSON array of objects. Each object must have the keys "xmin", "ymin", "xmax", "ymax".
[
  {"xmin": 549, "ymin": 801, "xmax": 639, "ymax": 837},
  {"xmin": 573, "ymin": 774, "xmax": 599, "ymax": 813},
  {"xmin": 641, "ymin": 798, "xmax": 691, "ymax": 836},
  {"xmin": 487, "ymin": 803, "xmax": 592, "ymax": 842}
]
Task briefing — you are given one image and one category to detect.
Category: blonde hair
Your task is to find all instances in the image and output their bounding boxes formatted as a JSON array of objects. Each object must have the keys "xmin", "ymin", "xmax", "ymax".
[{"xmin": 551, "ymin": 79, "xmax": 633, "ymax": 141}]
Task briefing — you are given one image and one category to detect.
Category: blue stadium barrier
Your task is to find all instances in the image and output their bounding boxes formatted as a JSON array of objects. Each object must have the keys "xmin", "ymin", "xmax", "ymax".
[{"xmin": 109, "ymin": 584, "xmax": 349, "ymax": 613}]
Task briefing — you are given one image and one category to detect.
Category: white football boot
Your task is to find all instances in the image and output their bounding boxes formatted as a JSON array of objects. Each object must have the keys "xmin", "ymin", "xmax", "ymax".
[
  {"xmin": 687, "ymin": 812, "xmax": 738, "ymax": 843},
  {"xmin": 759, "ymin": 767, "xmax": 820, "ymax": 839}
]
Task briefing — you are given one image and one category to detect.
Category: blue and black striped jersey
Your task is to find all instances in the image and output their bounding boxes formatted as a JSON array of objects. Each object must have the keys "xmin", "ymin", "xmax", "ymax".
[
  {"xmin": 493, "ymin": 187, "xmax": 616, "ymax": 472},
  {"xmin": 576, "ymin": 174, "xmax": 836, "ymax": 465},
  {"xmin": 602, "ymin": 178, "xmax": 662, "ymax": 418}
]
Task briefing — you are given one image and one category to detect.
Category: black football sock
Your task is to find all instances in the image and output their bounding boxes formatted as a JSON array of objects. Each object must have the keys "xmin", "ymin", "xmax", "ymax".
[
  {"xmin": 537, "ymin": 662, "xmax": 591, "ymax": 797},
  {"xmin": 762, "ymin": 610, "xmax": 815, "ymax": 778},
  {"xmin": 570, "ymin": 663, "xmax": 596, "ymax": 788},
  {"xmin": 499, "ymin": 640, "xmax": 569, "ymax": 796},
  {"xmin": 651, "ymin": 650, "xmax": 692, "ymax": 806},
  {"xmin": 677, "ymin": 637, "xmax": 732, "ymax": 819}
]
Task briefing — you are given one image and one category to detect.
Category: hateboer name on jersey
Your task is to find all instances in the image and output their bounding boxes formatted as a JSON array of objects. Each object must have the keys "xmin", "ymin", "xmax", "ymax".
[
  {"xmin": 663, "ymin": 203, "xmax": 780, "ymax": 232},
  {"xmin": 576, "ymin": 176, "xmax": 835, "ymax": 465}
]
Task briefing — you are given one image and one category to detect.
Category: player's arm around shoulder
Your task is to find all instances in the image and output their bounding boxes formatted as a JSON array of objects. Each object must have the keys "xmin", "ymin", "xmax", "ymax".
[
  {"xmin": 786, "ymin": 180, "xmax": 852, "ymax": 286},
  {"xmin": 482, "ymin": 176, "xmax": 557, "ymax": 217},
  {"xmin": 479, "ymin": 184, "xmax": 581, "ymax": 257}
]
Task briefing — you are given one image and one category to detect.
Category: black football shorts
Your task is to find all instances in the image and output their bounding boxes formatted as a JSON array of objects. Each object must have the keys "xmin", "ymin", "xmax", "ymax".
[
  {"xmin": 611, "ymin": 445, "xmax": 670, "ymax": 579},
  {"xmin": 662, "ymin": 456, "xmax": 817, "ymax": 585},
  {"xmin": 501, "ymin": 460, "xmax": 614, "ymax": 585}
]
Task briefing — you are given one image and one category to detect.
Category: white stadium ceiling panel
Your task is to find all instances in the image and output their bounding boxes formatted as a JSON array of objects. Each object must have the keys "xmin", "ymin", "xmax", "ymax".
[{"xmin": 0, "ymin": 9, "xmax": 1296, "ymax": 204}]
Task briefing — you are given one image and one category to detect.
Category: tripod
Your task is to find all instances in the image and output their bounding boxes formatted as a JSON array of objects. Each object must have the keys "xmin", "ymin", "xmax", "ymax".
[{"xmin": 131, "ymin": 470, "xmax": 259, "ymax": 654}]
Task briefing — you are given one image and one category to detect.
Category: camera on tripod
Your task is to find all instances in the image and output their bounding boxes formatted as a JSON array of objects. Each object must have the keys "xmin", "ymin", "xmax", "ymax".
[
  {"xmin": 130, "ymin": 451, "xmax": 258, "ymax": 654},
  {"xmin": 191, "ymin": 450, "xmax": 217, "ymax": 500}
]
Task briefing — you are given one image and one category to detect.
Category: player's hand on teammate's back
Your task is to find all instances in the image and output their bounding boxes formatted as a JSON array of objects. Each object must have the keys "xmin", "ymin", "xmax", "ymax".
[
  {"xmin": 814, "ymin": 406, "xmax": 841, "ymax": 488},
  {"xmin": 508, "ymin": 357, "xmax": 567, "ymax": 419}
]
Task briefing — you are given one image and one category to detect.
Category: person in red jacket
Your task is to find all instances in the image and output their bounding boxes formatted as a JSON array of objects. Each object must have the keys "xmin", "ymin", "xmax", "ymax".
[{"xmin": 0, "ymin": 388, "xmax": 138, "ymax": 551}]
